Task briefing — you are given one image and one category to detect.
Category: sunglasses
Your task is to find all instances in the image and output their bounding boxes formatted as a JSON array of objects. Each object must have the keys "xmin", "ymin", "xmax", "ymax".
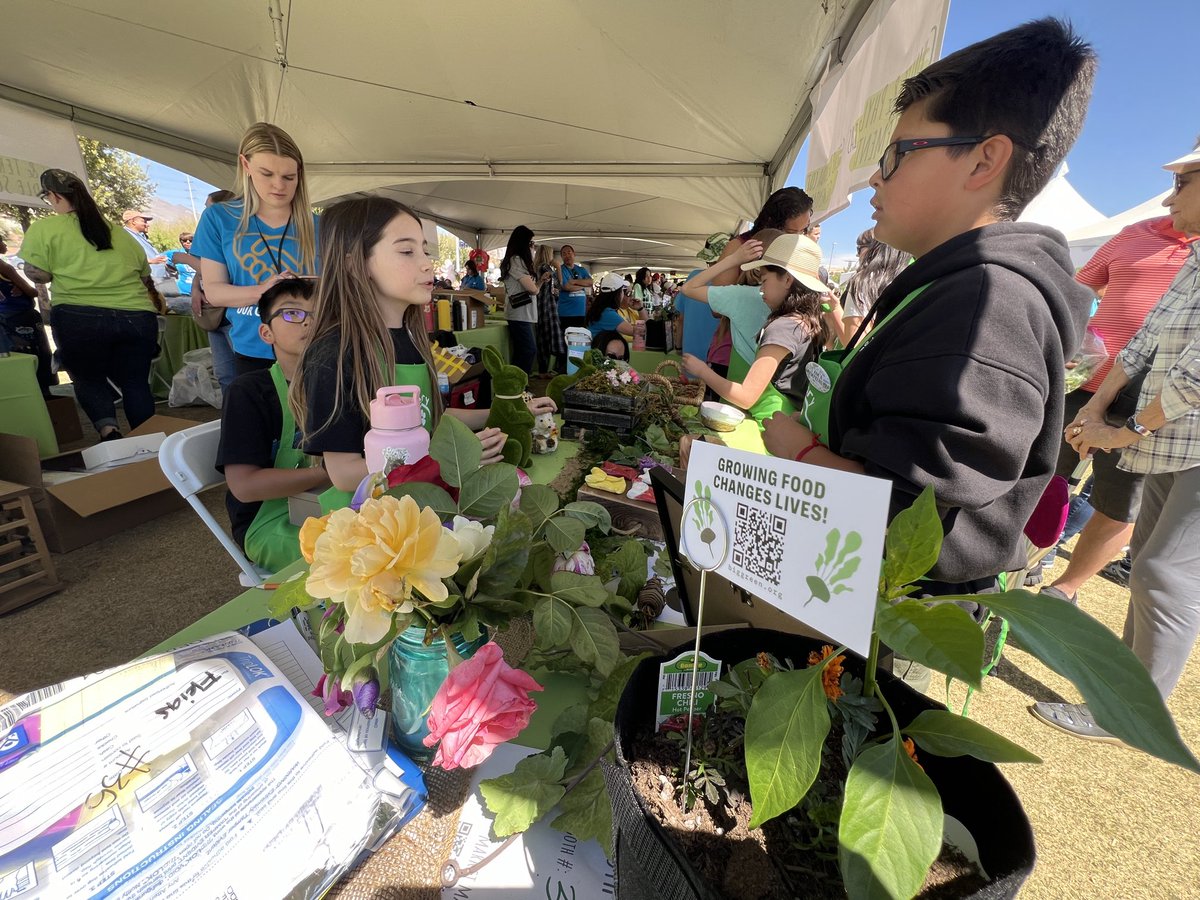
[
  {"xmin": 1173, "ymin": 171, "xmax": 1199, "ymax": 193},
  {"xmin": 267, "ymin": 307, "xmax": 311, "ymax": 325},
  {"xmin": 878, "ymin": 136, "xmax": 988, "ymax": 181}
]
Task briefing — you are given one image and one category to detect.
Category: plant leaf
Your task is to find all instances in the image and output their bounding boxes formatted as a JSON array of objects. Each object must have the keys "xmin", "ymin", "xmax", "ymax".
[
  {"xmin": 829, "ymin": 556, "xmax": 862, "ymax": 586},
  {"xmin": 476, "ymin": 507, "xmax": 533, "ymax": 598},
  {"xmin": 549, "ymin": 571, "xmax": 611, "ymax": 607},
  {"xmin": 479, "ymin": 747, "xmax": 567, "ymax": 837},
  {"xmin": 904, "ymin": 709, "xmax": 1041, "ymax": 763},
  {"xmin": 744, "ymin": 666, "xmax": 831, "ymax": 828},
  {"xmin": 834, "ymin": 531, "xmax": 863, "ymax": 569},
  {"xmin": 981, "ymin": 589, "xmax": 1200, "ymax": 773},
  {"xmin": 524, "ymin": 543, "xmax": 555, "ymax": 591},
  {"xmin": 551, "ymin": 767, "xmax": 613, "ymax": 855},
  {"xmin": 519, "ymin": 484, "xmax": 560, "ymax": 532},
  {"xmin": 383, "ymin": 481, "xmax": 459, "ymax": 517},
  {"xmin": 839, "ymin": 739, "xmax": 943, "ymax": 900},
  {"xmin": 588, "ymin": 652, "xmax": 650, "ymax": 723},
  {"xmin": 874, "ymin": 599, "xmax": 984, "ymax": 690},
  {"xmin": 562, "ymin": 500, "xmax": 612, "ymax": 532},
  {"xmin": 428, "ymin": 414, "xmax": 482, "ymax": 488},
  {"xmin": 881, "ymin": 485, "xmax": 942, "ymax": 593},
  {"xmin": 817, "ymin": 527, "xmax": 840, "ymax": 572},
  {"xmin": 564, "ymin": 717, "xmax": 614, "ymax": 780},
  {"xmin": 545, "ymin": 515, "xmax": 587, "ymax": 555},
  {"xmin": 457, "ymin": 463, "xmax": 519, "ymax": 518},
  {"xmin": 533, "ymin": 596, "xmax": 572, "ymax": 648},
  {"xmin": 568, "ymin": 606, "xmax": 621, "ymax": 676},
  {"xmin": 265, "ymin": 572, "xmax": 318, "ymax": 619}
]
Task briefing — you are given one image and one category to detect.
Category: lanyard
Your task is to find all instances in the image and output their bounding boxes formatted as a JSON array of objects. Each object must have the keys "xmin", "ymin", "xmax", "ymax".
[{"xmin": 254, "ymin": 214, "xmax": 293, "ymax": 274}]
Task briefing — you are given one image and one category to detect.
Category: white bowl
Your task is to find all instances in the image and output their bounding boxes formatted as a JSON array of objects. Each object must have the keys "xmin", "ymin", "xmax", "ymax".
[{"xmin": 699, "ymin": 401, "xmax": 745, "ymax": 432}]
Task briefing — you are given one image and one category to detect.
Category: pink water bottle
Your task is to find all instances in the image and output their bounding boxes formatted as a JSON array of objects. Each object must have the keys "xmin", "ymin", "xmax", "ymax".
[{"xmin": 363, "ymin": 386, "xmax": 429, "ymax": 474}]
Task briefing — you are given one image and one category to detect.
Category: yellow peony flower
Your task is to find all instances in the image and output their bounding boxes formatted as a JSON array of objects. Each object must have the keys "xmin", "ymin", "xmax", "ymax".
[{"xmin": 299, "ymin": 514, "xmax": 329, "ymax": 564}]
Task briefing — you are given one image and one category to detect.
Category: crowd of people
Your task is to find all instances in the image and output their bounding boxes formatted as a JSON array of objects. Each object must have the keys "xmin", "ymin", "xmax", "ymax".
[{"xmin": 3, "ymin": 17, "xmax": 1198, "ymax": 744}]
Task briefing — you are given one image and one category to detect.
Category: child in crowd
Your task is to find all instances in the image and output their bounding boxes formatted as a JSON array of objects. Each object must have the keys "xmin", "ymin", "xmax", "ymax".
[
  {"xmin": 763, "ymin": 18, "xmax": 1096, "ymax": 595},
  {"xmin": 586, "ymin": 274, "xmax": 636, "ymax": 339},
  {"xmin": 681, "ymin": 233, "xmax": 828, "ymax": 425},
  {"xmin": 293, "ymin": 197, "xmax": 555, "ymax": 507},
  {"xmin": 591, "ymin": 329, "xmax": 630, "ymax": 361},
  {"xmin": 460, "ymin": 258, "xmax": 485, "ymax": 290},
  {"xmin": 216, "ymin": 278, "xmax": 330, "ymax": 572}
]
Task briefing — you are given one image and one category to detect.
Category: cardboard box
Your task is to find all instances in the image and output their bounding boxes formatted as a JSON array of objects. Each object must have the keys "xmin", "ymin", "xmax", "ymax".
[
  {"xmin": 45, "ymin": 396, "xmax": 84, "ymax": 446},
  {"xmin": 81, "ymin": 432, "xmax": 166, "ymax": 471},
  {"xmin": 433, "ymin": 290, "xmax": 492, "ymax": 331},
  {"xmin": 288, "ymin": 491, "xmax": 323, "ymax": 528},
  {"xmin": 0, "ymin": 415, "xmax": 195, "ymax": 553}
]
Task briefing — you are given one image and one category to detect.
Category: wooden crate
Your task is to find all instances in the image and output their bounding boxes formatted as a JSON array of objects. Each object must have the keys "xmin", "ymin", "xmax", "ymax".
[
  {"xmin": 563, "ymin": 386, "xmax": 643, "ymax": 435},
  {"xmin": 0, "ymin": 480, "xmax": 61, "ymax": 614},
  {"xmin": 562, "ymin": 386, "xmax": 639, "ymax": 412},
  {"xmin": 576, "ymin": 482, "xmax": 665, "ymax": 541}
]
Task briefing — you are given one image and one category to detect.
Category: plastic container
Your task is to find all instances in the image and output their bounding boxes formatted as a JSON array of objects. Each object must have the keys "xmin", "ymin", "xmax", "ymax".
[
  {"xmin": 437, "ymin": 371, "xmax": 451, "ymax": 405},
  {"xmin": 363, "ymin": 385, "xmax": 429, "ymax": 474},
  {"xmin": 631, "ymin": 320, "xmax": 647, "ymax": 352},
  {"xmin": 565, "ymin": 327, "xmax": 593, "ymax": 375}
]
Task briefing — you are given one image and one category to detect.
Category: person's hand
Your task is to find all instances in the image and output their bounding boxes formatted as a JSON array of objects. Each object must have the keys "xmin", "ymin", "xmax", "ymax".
[
  {"xmin": 527, "ymin": 396, "xmax": 557, "ymax": 415},
  {"xmin": 1065, "ymin": 401, "xmax": 1106, "ymax": 435},
  {"xmin": 681, "ymin": 353, "xmax": 709, "ymax": 378},
  {"xmin": 477, "ymin": 427, "xmax": 507, "ymax": 466},
  {"xmin": 732, "ymin": 238, "xmax": 765, "ymax": 265},
  {"xmin": 762, "ymin": 411, "xmax": 816, "ymax": 460},
  {"xmin": 1068, "ymin": 421, "xmax": 1137, "ymax": 459},
  {"xmin": 150, "ymin": 254, "xmax": 168, "ymax": 265}
]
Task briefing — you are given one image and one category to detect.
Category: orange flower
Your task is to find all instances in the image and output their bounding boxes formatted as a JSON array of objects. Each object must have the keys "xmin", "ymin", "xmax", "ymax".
[
  {"xmin": 807, "ymin": 644, "xmax": 845, "ymax": 702},
  {"xmin": 756, "ymin": 652, "xmax": 773, "ymax": 673},
  {"xmin": 903, "ymin": 737, "xmax": 923, "ymax": 770}
]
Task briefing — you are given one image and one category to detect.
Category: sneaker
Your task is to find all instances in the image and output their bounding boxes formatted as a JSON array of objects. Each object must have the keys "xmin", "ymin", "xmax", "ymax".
[
  {"xmin": 892, "ymin": 658, "xmax": 932, "ymax": 693},
  {"xmin": 1023, "ymin": 567, "xmax": 1044, "ymax": 587},
  {"xmin": 1029, "ymin": 702, "xmax": 1121, "ymax": 744},
  {"xmin": 1039, "ymin": 584, "xmax": 1078, "ymax": 605},
  {"xmin": 1099, "ymin": 558, "xmax": 1131, "ymax": 588},
  {"xmin": 100, "ymin": 430, "xmax": 124, "ymax": 442}
]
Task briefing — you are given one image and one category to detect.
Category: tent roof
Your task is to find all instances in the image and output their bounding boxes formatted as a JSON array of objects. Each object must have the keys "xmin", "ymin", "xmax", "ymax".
[
  {"xmin": 1, "ymin": 0, "xmax": 901, "ymax": 266},
  {"xmin": 1065, "ymin": 191, "xmax": 1172, "ymax": 245},
  {"xmin": 1018, "ymin": 164, "xmax": 1105, "ymax": 236}
]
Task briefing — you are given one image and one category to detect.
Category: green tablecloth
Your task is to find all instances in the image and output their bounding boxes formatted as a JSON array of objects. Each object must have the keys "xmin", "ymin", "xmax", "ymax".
[
  {"xmin": 0, "ymin": 353, "xmax": 57, "ymax": 456},
  {"xmin": 152, "ymin": 314, "xmax": 210, "ymax": 399},
  {"xmin": 453, "ymin": 322, "xmax": 508, "ymax": 364},
  {"xmin": 629, "ymin": 348, "xmax": 682, "ymax": 375}
]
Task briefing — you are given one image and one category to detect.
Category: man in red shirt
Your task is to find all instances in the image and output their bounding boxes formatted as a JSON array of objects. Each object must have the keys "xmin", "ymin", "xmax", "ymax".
[{"xmin": 1043, "ymin": 214, "xmax": 1198, "ymax": 603}]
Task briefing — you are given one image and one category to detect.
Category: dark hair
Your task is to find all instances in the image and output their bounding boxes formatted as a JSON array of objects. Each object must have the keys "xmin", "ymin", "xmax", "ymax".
[
  {"xmin": 587, "ymin": 287, "xmax": 622, "ymax": 325},
  {"xmin": 893, "ymin": 17, "xmax": 1097, "ymax": 220},
  {"xmin": 748, "ymin": 187, "xmax": 813, "ymax": 237},
  {"xmin": 464, "ymin": 258, "xmax": 479, "ymax": 277},
  {"xmin": 207, "ymin": 189, "xmax": 236, "ymax": 204},
  {"xmin": 762, "ymin": 267, "xmax": 828, "ymax": 349},
  {"xmin": 560, "ymin": 244, "xmax": 574, "ymax": 253},
  {"xmin": 258, "ymin": 276, "xmax": 315, "ymax": 323},
  {"xmin": 39, "ymin": 169, "xmax": 112, "ymax": 251},
  {"xmin": 500, "ymin": 225, "xmax": 535, "ymax": 280},
  {"xmin": 634, "ymin": 267, "xmax": 651, "ymax": 288},
  {"xmin": 845, "ymin": 236, "xmax": 910, "ymax": 315},
  {"xmin": 592, "ymin": 330, "xmax": 630, "ymax": 360}
]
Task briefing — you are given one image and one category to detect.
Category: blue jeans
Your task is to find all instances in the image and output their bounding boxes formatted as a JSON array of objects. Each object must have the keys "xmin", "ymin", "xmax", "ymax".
[
  {"xmin": 50, "ymin": 304, "xmax": 158, "ymax": 432},
  {"xmin": 508, "ymin": 320, "xmax": 536, "ymax": 376},
  {"xmin": 208, "ymin": 321, "xmax": 237, "ymax": 396}
]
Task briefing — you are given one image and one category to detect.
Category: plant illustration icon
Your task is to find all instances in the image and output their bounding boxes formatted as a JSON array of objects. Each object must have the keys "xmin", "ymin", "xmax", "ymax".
[
  {"xmin": 806, "ymin": 528, "xmax": 862, "ymax": 606},
  {"xmin": 691, "ymin": 481, "xmax": 717, "ymax": 561}
]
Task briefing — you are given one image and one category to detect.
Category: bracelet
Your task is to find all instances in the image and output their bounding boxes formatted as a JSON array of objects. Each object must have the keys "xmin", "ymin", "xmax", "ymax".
[{"xmin": 795, "ymin": 436, "xmax": 822, "ymax": 463}]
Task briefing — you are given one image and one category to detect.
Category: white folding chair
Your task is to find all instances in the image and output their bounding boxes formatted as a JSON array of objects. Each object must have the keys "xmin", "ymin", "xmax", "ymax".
[{"xmin": 159, "ymin": 420, "xmax": 271, "ymax": 587}]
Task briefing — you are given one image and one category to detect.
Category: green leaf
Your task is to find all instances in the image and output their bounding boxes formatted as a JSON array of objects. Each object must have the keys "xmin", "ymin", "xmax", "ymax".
[
  {"xmin": 524, "ymin": 543, "xmax": 555, "ymax": 590},
  {"xmin": 479, "ymin": 747, "xmax": 568, "ymax": 837},
  {"xmin": 834, "ymin": 531, "xmax": 864, "ymax": 569},
  {"xmin": 982, "ymin": 590, "xmax": 1200, "ymax": 773},
  {"xmin": 457, "ymin": 463, "xmax": 519, "ymax": 518},
  {"xmin": 839, "ymin": 739, "xmax": 943, "ymax": 900},
  {"xmin": 533, "ymin": 596, "xmax": 573, "ymax": 648},
  {"xmin": 600, "ymin": 538, "xmax": 651, "ymax": 600},
  {"xmin": 384, "ymin": 480, "xmax": 459, "ymax": 518},
  {"xmin": 882, "ymin": 486, "xmax": 942, "ymax": 593},
  {"xmin": 562, "ymin": 500, "xmax": 612, "ymax": 532},
  {"xmin": 565, "ymin": 717, "xmax": 615, "ymax": 780},
  {"xmin": 744, "ymin": 666, "xmax": 831, "ymax": 828},
  {"xmin": 428, "ymin": 414, "xmax": 482, "ymax": 488},
  {"xmin": 817, "ymin": 527, "xmax": 840, "ymax": 571},
  {"xmin": 589, "ymin": 652, "xmax": 650, "ymax": 723},
  {"xmin": 551, "ymin": 768, "xmax": 613, "ymax": 855},
  {"xmin": 265, "ymin": 572, "xmax": 318, "ymax": 619},
  {"xmin": 519, "ymin": 484, "xmax": 560, "ymax": 531},
  {"xmin": 829, "ymin": 556, "xmax": 862, "ymax": 586},
  {"xmin": 874, "ymin": 599, "xmax": 984, "ymax": 690},
  {"xmin": 545, "ymin": 515, "xmax": 587, "ymax": 555},
  {"xmin": 476, "ymin": 507, "xmax": 533, "ymax": 598},
  {"xmin": 549, "ymin": 571, "xmax": 610, "ymax": 607},
  {"xmin": 569, "ymin": 606, "xmax": 621, "ymax": 676},
  {"xmin": 550, "ymin": 704, "xmax": 589, "ymax": 740},
  {"xmin": 904, "ymin": 710, "xmax": 1041, "ymax": 764}
]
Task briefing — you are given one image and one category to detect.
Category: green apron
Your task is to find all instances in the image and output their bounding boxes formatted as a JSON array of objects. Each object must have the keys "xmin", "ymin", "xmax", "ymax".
[
  {"xmin": 800, "ymin": 284, "xmax": 931, "ymax": 445},
  {"xmin": 243, "ymin": 364, "xmax": 309, "ymax": 573},
  {"xmin": 726, "ymin": 347, "xmax": 795, "ymax": 427},
  {"xmin": 318, "ymin": 362, "xmax": 434, "ymax": 513}
]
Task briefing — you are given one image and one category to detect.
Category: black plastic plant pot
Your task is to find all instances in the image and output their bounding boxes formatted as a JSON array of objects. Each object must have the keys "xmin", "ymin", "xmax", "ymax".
[{"xmin": 602, "ymin": 628, "xmax": 1036, "ymax": 900}]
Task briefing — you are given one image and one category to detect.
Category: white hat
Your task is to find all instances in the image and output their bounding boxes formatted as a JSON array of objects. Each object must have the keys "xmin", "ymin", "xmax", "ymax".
[
  {"xmin": 740, "ymin": 233, "xmax": 828, "ymax": 293},
  {"xmin": 1163, "ymin": 145, "xmax": 1200, "ymax": 174},
  {"xmin": 599, "ymin": 272, "xmax": 627, "ymax": 293}
]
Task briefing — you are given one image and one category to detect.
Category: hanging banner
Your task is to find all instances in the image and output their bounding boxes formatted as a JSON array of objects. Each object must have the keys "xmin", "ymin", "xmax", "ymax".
[
  {"xmin": 681, "ymin": 442, "xmax": 891, "ymax": 656},
  {"xmin": 805, "ymin": 0, "xmax": 950, "ymax": 221},
  {"xmin": 0, "ymin": 99, "xmax": 88, "ymax": 207}
]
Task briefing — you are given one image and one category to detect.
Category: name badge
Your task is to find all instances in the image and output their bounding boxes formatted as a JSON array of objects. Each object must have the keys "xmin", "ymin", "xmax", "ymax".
[{"xmin": 806, "ymin": 361, "xmax": 831, "ymax": 394}]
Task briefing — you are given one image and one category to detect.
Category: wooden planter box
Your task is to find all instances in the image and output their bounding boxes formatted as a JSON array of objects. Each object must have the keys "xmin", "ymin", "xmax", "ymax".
[{"xmin": 563, "ymin": 386, "xmax": 643, "ymax": 435}]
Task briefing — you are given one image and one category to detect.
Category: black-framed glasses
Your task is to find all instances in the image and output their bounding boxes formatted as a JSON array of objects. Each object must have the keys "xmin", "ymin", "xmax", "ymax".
[
  {"xmin": 37, "ymin": 190, "xmax": 50, "ymax": 202},
  {"xmin": 267, "ymin": 307, "xmax": 310, "ymax": 325},
  {"xmin": 878, "ymin": 136, "xmax": 988, "ymax": 180}
]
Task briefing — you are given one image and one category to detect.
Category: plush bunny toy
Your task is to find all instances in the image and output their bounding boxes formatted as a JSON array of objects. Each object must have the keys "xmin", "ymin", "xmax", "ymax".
[{"xmin": 482, "ymin": 346, "xmax": 535, "ymax": 468}]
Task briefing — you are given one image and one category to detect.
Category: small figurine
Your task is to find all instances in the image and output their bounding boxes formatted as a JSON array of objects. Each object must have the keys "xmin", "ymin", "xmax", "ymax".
[{"xmin": 531, "ymin": 410, "xmax": 559, "ymax": 454}]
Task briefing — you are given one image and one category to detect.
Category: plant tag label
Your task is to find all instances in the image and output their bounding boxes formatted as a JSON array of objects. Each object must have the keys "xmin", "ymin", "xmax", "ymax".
[{"xmin": 655, "ymin": 651, "xmax": 722, "ymax": 732}]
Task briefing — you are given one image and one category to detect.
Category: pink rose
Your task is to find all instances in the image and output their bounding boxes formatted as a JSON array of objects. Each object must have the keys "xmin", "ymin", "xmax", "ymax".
[{"xmin": 423, "ymin": 642, "xmax": 543, "ymax": 770}]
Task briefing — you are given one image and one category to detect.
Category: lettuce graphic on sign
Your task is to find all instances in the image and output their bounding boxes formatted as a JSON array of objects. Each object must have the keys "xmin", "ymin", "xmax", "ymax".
[
  {"xmin": 806, "ymin": 528, "xmax": 862, "ymax": 605},
  {"xmin": 682, "ymin": 481, "xmax": 728, "ymax": 570},
  {"xmin": 692, "ymin": 482, "xmax": 716, "ymax": 555}
]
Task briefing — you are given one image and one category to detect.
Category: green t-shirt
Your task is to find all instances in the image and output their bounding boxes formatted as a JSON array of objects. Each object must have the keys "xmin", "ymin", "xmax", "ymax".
[
  {"xmin": 20, "ymin": 214, "xmax": 153, "ymax": 312},
  {"xmin": 708, "ymin": 284, "xmax": 768, "ymax": 367}
]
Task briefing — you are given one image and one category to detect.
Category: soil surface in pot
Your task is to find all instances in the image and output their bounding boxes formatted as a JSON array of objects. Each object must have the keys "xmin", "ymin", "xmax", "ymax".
[{"xmin": 630, "ymin": 729, "xmax": 988, "ymax": 900}]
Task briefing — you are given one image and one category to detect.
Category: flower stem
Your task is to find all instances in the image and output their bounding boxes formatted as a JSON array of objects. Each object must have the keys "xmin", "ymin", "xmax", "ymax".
[{"xmin": 863, "ymin": 629, "xmax": 882, "ymax": 700}]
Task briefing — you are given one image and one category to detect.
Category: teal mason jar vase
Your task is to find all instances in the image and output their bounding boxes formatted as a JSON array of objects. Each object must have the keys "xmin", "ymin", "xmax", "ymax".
[{"xmin": 388, "ymin": 624, "xmax": 488, "ymax": 761}]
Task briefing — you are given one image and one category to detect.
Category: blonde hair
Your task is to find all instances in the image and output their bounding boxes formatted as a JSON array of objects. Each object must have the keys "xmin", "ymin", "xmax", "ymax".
[
  {"xmin": 291, "ymin": 196, "xmax": 442, "ymax": 443},
  {"xmin": 533, "ymin": 243, "xmax": 555, "ymax": 271},
  {"xmin": 234, "ymin": 122, "xmax": 316, "ymax": 273}
]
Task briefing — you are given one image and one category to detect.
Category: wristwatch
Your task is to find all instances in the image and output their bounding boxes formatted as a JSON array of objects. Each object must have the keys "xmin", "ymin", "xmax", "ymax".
[{"xmin": 1124, "ymin": 415, "xmax": 1153, "ymax": 437}]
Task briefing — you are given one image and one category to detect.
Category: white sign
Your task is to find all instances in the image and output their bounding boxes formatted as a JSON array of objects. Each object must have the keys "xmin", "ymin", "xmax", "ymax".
[
  {"xmin": 804, "ymin": 0, "xmax": 949, "ymax": 221},
  {"xmin": 0, "ymin": 99, "xmax": 88, "ymax": 207},
  {"xmin": 681, "ymin": 442, "xmax": 891, "ymax": 655}
]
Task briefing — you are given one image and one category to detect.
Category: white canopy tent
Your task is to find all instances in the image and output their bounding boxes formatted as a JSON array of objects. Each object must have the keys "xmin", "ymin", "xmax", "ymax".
[
  {"xmin": 1065, "ymin": 191, "xmax": 1173, "ymax": 267},
  {"xmin": 1017, "ymin": 163, "xmax": 1106, "ymax": 237},
  {"xmin": 0, "ymin": 0, "xmax": 944, "ymax": 268}
]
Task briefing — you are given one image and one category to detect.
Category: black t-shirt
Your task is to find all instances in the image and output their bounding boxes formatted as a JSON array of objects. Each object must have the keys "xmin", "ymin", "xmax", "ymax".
[
  {"xmin": 216, "ymin": 368, "xmax": 293, "ymax": 547},
  {"xmin": 301, "ymin": 326, "xmax": 425, "ymax": 455}
]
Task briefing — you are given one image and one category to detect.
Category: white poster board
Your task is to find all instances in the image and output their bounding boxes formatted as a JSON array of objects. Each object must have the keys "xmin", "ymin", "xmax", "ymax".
[
  {"xmin": 804, "ymin": 0, "xmax": 949, "ymax": 221},
  {"xmin": 0, "ymin": 99, "xmax": 88, "ymax": 207},
  {"xmin": 681, "ymin": 442, "xmax": 891, "ymax": 655}
]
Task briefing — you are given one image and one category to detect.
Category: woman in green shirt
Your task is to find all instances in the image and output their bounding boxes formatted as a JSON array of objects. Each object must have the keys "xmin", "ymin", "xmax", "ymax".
[{"xmin": 21, "ymin": 169, "xmax": 163, "ymax": 440}]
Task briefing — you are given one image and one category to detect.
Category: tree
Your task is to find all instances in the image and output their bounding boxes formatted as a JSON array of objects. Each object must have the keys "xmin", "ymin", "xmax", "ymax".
[
  {"xmin": 0, "ymin": 137, "xmax": 155, "ymax": 231},
  {"xmin": 437, "ymin": 229, "xmax": 466, "ymax": 273}
]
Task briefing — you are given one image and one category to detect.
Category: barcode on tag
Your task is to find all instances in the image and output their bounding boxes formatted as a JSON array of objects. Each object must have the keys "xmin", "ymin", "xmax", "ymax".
[
  {"xmin": 656, "ymin": 650, "xmax": 721, "ymax": 732},
  {"xmin": 0, "ymin": 684, "xmax": 64, "ymax": 731}
]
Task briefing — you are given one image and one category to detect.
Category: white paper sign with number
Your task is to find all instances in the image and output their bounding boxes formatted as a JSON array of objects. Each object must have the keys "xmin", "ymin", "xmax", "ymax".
[{"xmin": 681, "ymin": 442, "xmax": 892, "ymax": 655}]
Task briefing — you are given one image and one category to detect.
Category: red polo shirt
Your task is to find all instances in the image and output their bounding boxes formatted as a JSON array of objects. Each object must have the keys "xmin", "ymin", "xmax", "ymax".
[{"xmin": 1077, "ymin": 216, "xmax": 1198, "ymax": 393}]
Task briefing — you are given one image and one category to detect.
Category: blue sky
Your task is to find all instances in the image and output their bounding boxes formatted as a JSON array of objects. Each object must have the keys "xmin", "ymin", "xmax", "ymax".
[{"xmin": 792, "ymin": 0, "xmax": 1200, "ymax": 267}]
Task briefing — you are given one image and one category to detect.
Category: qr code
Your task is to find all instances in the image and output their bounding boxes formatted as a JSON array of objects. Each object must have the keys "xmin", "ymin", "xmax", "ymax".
[{"xmin": 732, "ymin": 502, "xmax": 787, "ymax": 585}]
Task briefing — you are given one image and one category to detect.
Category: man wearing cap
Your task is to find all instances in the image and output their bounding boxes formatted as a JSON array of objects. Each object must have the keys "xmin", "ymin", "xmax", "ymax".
[
  {"xmin": 1032, "ymin": 145, "xmax": 1200, "ymax": 738},
  {"xmin": 122, "ymin": 210, "xmax": 169, "ymax": 281}
]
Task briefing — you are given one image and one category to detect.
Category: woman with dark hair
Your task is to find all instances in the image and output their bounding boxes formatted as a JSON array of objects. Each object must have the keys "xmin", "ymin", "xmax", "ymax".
[
  {"xmin": 631, "ymin": 267, "xmax": 652, "ymax": 307},
  {"xmin": 711, "ymin": 186, "xmax": 814, "ymax": 287},
  {"xmin": 20, "ymin": 169, "xmax": 163, "ymax": 440},
  {"xmin": 587, "ymin": 273, "xmax": 636, "ymax": 339},
  {"xmin": 836, "ymin": 228, "xmax": 911, "ymax": 343},
  {"xmin": 591, "ymin": 330, "xmax": 630, "ymax": 361},
  {"xmin": 500, "ymin": 225, "xmax": 548, "ymax": 375},
  {"xmin": 460, "ymin": 258, "xmax": 485, "ymax": 291}
]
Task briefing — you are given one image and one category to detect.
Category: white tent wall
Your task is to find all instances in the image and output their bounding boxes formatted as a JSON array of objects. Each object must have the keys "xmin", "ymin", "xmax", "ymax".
[{"xmin": 1017, "ymin": 163, "xmax": 1105, "ymax": 237}]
